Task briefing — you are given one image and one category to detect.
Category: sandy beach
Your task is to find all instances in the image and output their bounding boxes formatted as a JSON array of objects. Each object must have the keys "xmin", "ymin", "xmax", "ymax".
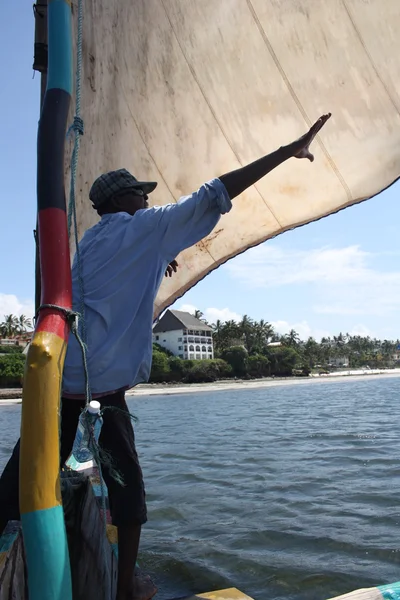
[
  {"xmin": 0, "ymin": 368, "xmax": 399, "ymax": 404},
  {"xmin": 130, "ymin": 368, "xmax": 400, "ymax": 397}
]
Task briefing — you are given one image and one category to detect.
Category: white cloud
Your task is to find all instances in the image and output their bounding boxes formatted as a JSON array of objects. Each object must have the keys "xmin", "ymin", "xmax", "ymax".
[
  {"xmin": 271, "ymin": 319, "xmax": 331, "ymax": 341},
  {"xmin": 203, "ymin": 307, "xmax": 241, "ymax": 324},
  {"xmin": 225, "ymin": 244, "xmax": 400, "ymax": 317},
  {"xmin": 178, "ymin": 303, "xmax": 198, "ymax": 315},
  {"xmin": 225, "ymin": 244, "xmax": 369, "ymax": 286},
  {"xmin": 177, "ymin": 308, "xmax": 371, "ymax": 341},
  {"xmin": 0, "ymin": 294, "xmax": 34, "ymax": 320},
  {"xmin": 258, "ymin": 319, "xmax": 376, "ymax": 342},
  {"xmin": 177, "ymin": 303, "xmax": 241, "ymax": 324},
  {"xmin": 347, "ymin": 324, "xmax": 374, "ymax": 337}
]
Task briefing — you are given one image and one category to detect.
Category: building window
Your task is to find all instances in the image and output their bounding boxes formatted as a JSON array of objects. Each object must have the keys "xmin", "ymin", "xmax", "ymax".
[
  {"xmin": 155, "ymin": 335, "xmax": 159, "ymax": 340},
  {"xmin": 178, "ymin": 337, "xmax": 182, "ymax": 342},
  {"xmin": 184, "ymin": 345, "xmax": 187, "ymax": 350},
  {"xmin": 208, "ymin": 348, "xmax": 212, "ymax": 353},
  {"xmin": 202, "ymin": 346, "xmax": 206, "ymax": 352},
  {"xmin": 195, "ymin": 345, "xmax": 200, "ymax": 351},
  {"xmin": 189, "ymin": 345, "xmax": 194, "ymax": 351},
  {"xmin": 179, "ymin": 354, "xmax": 183, "ymax": 358},
  {"xmin": 196, "ymin": 354, "xmax": 201, "ymax": 359},
  {"xmin": 178, "ymin": 346, "xmax": 183, "ymax": 350}
]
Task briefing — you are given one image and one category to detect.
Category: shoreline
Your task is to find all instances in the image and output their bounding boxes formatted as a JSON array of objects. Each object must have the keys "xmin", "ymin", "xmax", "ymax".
[
  {"xmin": 1, "ymin": 369, "xmax": 399, "ymax": 404},
  {"xmin": 130, "ymin": 369, "xmax": 400, "ymax": 397}
]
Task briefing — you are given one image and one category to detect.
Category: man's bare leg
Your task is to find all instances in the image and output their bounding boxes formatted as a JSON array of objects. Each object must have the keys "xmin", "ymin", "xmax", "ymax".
[{"xmin": 117, "ymin": 523, "xmax": 157, "ymax": 600}]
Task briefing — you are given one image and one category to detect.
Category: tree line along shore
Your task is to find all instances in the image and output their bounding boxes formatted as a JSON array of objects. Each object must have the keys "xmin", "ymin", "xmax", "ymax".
[
  {"xmin": 0, "ymin": 312, "xmax": 399, "ymax": 387},
  {"xmin": 149, "ymin": 312, "xmax": 399, "ymax": 384}
]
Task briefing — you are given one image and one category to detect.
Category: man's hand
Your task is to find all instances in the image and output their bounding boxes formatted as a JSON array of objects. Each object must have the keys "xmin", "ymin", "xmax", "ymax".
[
  {"xmin": 291, "ymin": 113, "xmax": 331, "ymax": 162},
  {"xmin": 219, "ymin": 112, "xmax": 331, "ymax": 199},
  {"xmin": 165, "ymin": 259, "xmax": 179, "ymax": 278}
]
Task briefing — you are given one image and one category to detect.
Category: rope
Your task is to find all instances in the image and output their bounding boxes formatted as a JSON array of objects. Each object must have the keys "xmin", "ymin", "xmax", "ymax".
[
  {"xmin": 34, "ymin": 303, "xmax": 77, "ymax": 325},
  {"xmin": 74, "ymin": 406, "xmax": 139, "ymax": 487},
  {"xmin": 100, "ymin": 405, "xmax": 138, "ymax": 424},
  {"xmin": 66, "ymin": 0, "xmax": 91, "ymax": 404},
  {"xmin": 35, "ymin": 303, "xmax": 92, "ymax": 406},
  {"xmin": 65, "ymin": 3, "xmax": 111, "ymax": 589}
]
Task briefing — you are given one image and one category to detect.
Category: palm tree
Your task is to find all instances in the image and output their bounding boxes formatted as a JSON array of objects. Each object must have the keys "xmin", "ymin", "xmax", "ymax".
[
  {"xmin": 193, "ymin": 309, "xmax": 204, "ymax": 321},
  {"xmin": 224, "ymin": 319, "xmax": 242, "ymax": 347},
  {"xmin": 211, "ymin": 319, "xmax": 231, "ymax": 352},
  {"xmin": 0, "ymin": 314, "xmax": 19, "ymax": 338},
  {"xmin": 212, "ymin": 319, "xmax": 227, "ymax": 351},
  {"xmin": 284, "ymin": 329, "xmax": 300, "ymax": 347},
  {"xmin": 17, "ymin": 314, "xmax": 32, "ymax": 333},
  {"xmin": 212, "ymin": 319, "xmax": 223, "ymax": 334},
  {"xmin": 256, "ymin": 319, "xmax": 274, "ymax": 346},
  {"xmin": 334, "ymin": 332, "xmax": 348, "ymax": 349},
  {"xmin": 302, "ymin": 337, "xmax": 320, "ymax": 368},
  {"xmin": 239, "ymin": 314, "xmax": 254, "ymax": 350}
]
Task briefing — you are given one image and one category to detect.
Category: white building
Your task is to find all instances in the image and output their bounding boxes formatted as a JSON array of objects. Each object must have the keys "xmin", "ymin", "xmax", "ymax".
[
  {"xmin": 329, "ymin": 356, "xmax": 350, "ymax": 368},
  {"xmin": 153, "ymin": 310, "xmax": 214, "ymax": 360}
]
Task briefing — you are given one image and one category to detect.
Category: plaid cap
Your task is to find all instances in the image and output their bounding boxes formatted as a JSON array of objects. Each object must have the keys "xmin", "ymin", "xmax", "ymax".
[{"xmin": 89, "ymin": 168, "xmax": 157, "ymax": 208}]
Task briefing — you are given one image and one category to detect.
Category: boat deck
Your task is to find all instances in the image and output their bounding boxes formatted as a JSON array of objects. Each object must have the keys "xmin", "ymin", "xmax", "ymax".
[{"xmin": 176, "ymin": 590, "xmax": 254, "ymax": 599}]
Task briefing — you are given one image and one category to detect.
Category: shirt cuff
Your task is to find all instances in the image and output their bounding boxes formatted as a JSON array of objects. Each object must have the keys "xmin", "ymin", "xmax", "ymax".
[{"xmin": 209, "ymin": 178, "xmax": 233, "ymax": 215}]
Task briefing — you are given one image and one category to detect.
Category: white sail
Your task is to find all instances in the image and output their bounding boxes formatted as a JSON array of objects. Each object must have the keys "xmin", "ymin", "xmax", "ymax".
[{"xmin": 67, "ymin": 0, "xmax": 400, "ymax": 317}]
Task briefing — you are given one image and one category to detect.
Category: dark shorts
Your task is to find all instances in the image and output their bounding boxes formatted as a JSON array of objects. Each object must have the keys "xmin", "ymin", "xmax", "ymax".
[{"xmin": 0, "ymin": 390, "xmax": 147, "ymax": 534}]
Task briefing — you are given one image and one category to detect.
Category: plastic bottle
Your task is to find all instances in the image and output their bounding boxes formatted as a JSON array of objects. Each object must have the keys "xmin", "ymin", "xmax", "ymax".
[{"xmin": 70, "ymin": 400, "xmax": 103, "ymax": 463}]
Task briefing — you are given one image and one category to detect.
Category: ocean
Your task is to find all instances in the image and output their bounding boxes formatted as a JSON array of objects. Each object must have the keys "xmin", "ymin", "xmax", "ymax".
[{"xmin": 1, "ymin": 376, "xmax": 400, "ymax": 599}]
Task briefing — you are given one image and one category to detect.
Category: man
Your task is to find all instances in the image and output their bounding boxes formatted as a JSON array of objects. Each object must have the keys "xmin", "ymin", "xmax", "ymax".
[{"xmin": 0, "ymin": 113, "xmax": 331, "ymax": 600}]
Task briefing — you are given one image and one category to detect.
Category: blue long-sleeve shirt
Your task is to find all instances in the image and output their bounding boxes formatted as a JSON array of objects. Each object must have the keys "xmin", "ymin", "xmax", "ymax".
[{"xmin": 62, "ymin": 178, "xmax": 232, "ymax": 397}]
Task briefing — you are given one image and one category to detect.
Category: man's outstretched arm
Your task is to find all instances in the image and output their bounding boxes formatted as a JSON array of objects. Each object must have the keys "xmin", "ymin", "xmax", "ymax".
[{"xmin": 219, "ymin": 113, "xmax": 331, "ymax": 199}]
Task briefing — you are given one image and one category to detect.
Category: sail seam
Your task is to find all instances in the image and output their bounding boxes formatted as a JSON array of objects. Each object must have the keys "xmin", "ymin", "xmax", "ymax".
[
  {"xmin": 158, "ymin": 0, "xmax": 283, "ymax": 230},
  {"xmin": 119, "ymin": 85, "xmax": 178, "ymax": 204},
  {"xmin": 246, "ymin": 0, "xmax": 353, "ymax": 203},
  {"xmin": 341, "ymin": 0, "xmax": 400, "ymax": 116},
  {"xmin": 119, "ymin": 84, "xmax": 216, "ymax": 262}
]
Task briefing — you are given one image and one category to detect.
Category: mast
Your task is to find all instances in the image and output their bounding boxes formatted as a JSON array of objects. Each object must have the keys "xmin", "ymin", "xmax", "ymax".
[
  {"xmin": 20, "ymin": 1, "xmax": 73, "ymax": 598},
  {"xmin": 33, "ymin": 0, "xmax": 48, "ymax": 313}
]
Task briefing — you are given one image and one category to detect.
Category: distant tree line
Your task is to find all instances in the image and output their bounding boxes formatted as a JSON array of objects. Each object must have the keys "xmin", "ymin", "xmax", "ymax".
[
  {"xmin": 0, "ymin": 346, "xmax": 24, "ymax": 387},
  {"xmin": 150, "ymin": 312, "xmax": 400, "ymax": 383},
  {"xmin": 0, "ymin": 312, "xmax": 399, "ymax": 387},
  {"xmin": 0, "ymin": 314, "xmax": 32, "ymax": 387}
]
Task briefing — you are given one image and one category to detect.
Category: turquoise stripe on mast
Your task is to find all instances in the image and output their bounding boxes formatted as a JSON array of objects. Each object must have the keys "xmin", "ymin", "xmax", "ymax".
[
  {"xmin": 379, "ymin": 582, "xmax": 400, "ymax": 600},
  {"xmin": 47, "ymin": 0, "xmax": 73, "ymax": 93},
  {"xmin": 21, "ymin": 506, "xmax": 72, "ymax": 600}
]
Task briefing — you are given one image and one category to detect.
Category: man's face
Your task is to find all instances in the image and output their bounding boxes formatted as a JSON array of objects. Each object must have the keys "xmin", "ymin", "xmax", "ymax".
[{"xmin": 112, "ymin": 188, "xmax": 149, "ymax": 215}]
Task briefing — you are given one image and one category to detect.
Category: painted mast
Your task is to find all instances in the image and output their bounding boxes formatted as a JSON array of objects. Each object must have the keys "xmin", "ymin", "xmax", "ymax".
[
  {"xmin": 33, "ymin": 0, "xmax": 48, "ymax": 313},
  {"xmin": 20, "ymin": 0, "xmax": 73, "ymax": 598}
]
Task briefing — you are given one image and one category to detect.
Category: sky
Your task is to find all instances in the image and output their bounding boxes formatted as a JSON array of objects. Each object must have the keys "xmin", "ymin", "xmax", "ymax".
[{"xmin": 2, "ymin": 3, "xmax": 399, "ymax": 342}]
